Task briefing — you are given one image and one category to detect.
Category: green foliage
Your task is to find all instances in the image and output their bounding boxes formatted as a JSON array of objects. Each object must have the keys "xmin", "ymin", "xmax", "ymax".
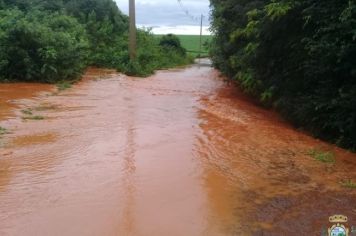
[
  {"xmin": 307, "ymin": 149, "xmax": 335, "ymax": 163},
  {"xmin": 156, "ymin": 35, "xmax": 212, "ymax": 57},
  {"xmin": 20, "ymin": 108, "xmax": 44, "ymax": 120},
  {"xmin": 22, "ymin": 115, "xmax": 45, "ymax": 120},
  {"xmin": 210, "ymin": 0, "xmax": 356, "ymax": 150},
  {"xmin": 0, "ymin": 9, "xmax": 89, "ymax": 83},
  {"xmin": 0, "ymin": 0, "xmax": 190, "ymax": 83},
  {"xmin": 159, "ymin": 34, "xmax": 186, "ymax": 56},
  {"xmin": 56, "ymin": 81, "xmax": 72, "ymax": 91},
  {"xmin": 21, "ymin": 108, "xmax": 33, "ymax": 116},
  {"xmin": 119, "ymin": 32, "xmax": 193, "ymax": 77},
  {"xmin": 265, "ymin": 1, "xmax": 293, "ymax": 20},
  {"xmin": 159, "ymin": 34, "xmax": 183, "ymax": 50},
  {"xmin": 340, "ymin": 180, "xmax": 356, "ymax": 189},
  {"xmin": 0, "ymin": 126, "xmax": 7, "ymax": 136}
]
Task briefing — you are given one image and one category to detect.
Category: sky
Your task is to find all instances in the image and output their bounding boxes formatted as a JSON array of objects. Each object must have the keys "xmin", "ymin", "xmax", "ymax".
[{"xmin": 114, "ymin": 0, "xmax": 211, "ymax": 35}]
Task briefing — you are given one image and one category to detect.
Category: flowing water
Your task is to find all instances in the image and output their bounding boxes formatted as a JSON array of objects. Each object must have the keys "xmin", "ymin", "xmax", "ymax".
[{"xmin": 0, "ymin": 63, "xmax": 355, "ymax": 235}]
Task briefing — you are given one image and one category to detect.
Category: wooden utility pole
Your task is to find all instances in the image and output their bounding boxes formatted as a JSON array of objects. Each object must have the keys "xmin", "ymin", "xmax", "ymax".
[
  {"xmin": 129, "ymin": 0, "xmax": 136, "ymax": 60},
  {"xmin": 199, "ymin": 14, "xmax": 203, "ymax": 57}
]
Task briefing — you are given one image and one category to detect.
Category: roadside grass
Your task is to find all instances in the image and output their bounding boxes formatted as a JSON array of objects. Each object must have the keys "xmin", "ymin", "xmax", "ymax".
[
  {"xmin": 0, "ymin": 126, "xmax": 9, "ymax": 148},
  {"xmin": 0, "ymin": 126, "xmax": 8, "ymax": 136},
  {"xmin": 21, "ymin": 108, "xmax": 33, "ymax": 116},
  {"xmin": 22, "ymin": 115, "xmax": 45, "ymax": 120},
  {"xmin": 307, "ymin": 149, "xmax": 335, "ymax": 163},
  {"xmin": 56, "ymin": 81, "xmax": 72, "ymax": 91},
  {"xmin": 340, "ymin": 180, "xmax": 356, "ymax": 189},
  {"xmin": 21, "ymin": 108, "xmax": 45, "ymax": 120}
]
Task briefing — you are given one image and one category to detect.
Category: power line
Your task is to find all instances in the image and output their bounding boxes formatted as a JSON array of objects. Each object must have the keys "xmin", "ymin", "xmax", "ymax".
[
  {"xmin": 177, "ymin": 0, "xmax": 201, "ymax": 22},
  {"xmin": 177, "ymin": 0, "xmax": 207, "ymax": 55}
]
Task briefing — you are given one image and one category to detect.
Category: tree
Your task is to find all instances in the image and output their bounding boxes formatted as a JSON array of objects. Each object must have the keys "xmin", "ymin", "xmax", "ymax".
[{"xmin": 210, "ymin": 0, "xmax": 356, "ymax": 150}]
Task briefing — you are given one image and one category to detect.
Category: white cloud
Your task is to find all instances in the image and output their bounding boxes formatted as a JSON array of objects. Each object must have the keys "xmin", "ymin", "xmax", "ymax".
[{"xmin": 115, "ymin": 0, "xmax": 211, "ymax": 35}]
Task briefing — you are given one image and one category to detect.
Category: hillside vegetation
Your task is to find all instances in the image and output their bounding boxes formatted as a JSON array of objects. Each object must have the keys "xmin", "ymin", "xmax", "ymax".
[
  {"xmin": 0, "ymin": 0, "xmax": 192, "ymax": 81},
  {"xmin": 210, "ymin": 0, "xmax": 356, "ymax": 150}
]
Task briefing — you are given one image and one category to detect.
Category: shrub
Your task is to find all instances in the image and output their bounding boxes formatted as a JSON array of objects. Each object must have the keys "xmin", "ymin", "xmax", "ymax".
[
  {"xmin": 307, "ymin": 149, "xmax": 335, "ymax": 163},
  {"xmin": 118, "ymin": 31, "xmax": 193, "ymax": 77},
  {"xmin": 0, "ymin": 9, "xmax": 89, "ymax": 83},
  {"xmin": 159, "ymin": 34, "xmax": 187, "ymax": 56}
]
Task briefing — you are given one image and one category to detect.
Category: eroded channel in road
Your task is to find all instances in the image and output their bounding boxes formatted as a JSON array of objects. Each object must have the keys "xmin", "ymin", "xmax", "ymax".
[{"xmin": 0, "ymin": 65, "xmax": 355, "ymax": 235}]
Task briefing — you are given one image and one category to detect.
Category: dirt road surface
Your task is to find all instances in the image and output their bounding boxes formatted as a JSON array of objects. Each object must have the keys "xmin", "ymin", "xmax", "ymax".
[{"xmin": 0, "ymin": 62, "xmax": 355, "ymax": 235}]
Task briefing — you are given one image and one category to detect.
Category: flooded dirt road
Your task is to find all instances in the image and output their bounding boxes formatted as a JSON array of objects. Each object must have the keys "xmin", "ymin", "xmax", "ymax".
[{"xmin": 0, "ymin": 63, "xmax": 355, "ymax": 235}]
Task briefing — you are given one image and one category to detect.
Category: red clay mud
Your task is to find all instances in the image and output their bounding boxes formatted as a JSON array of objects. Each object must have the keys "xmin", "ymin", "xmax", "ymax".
[{"xmin": 0, "ymin": 65, "xmax": 355, "ymax": 235}]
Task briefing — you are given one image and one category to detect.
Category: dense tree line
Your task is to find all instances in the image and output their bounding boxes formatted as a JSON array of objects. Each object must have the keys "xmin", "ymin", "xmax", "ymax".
[
  {"xmin": 210, "ymin": 0, "xmax": 356, "ymax": 150},
  {"xmin": 0, "ymin": 0, "xmax": 191, "ymax": 82}
]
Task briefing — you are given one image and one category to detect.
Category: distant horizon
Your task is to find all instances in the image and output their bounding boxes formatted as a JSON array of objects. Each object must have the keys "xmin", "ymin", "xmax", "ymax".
[
  {"xmin": 138, "ymin": 24, "xmax": 212, "ymax": 35},
  {"xmin": 115, "ymin": 0, "xmax": 211, "ymax": 35}
]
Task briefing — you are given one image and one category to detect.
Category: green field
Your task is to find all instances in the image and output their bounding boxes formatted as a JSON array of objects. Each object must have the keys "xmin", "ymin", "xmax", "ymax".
[{"xmin": 155, "ymin": 35, "xmax": 212, "ymax": 57}]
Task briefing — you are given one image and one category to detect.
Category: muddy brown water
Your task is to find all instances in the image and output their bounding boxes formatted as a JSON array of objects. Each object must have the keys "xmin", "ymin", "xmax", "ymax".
[{"xmin": 0, "ymin": 65, "xmax": 355, "ymax": 235}]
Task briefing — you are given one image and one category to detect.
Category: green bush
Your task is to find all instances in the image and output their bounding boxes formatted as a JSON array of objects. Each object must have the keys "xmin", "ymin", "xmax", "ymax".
[
  {"xmin": 159, "ymin": 34, "xmax": 187, "ymax": 56},
  {"xmin": 0, "ymin": 0, "xmax": 128, "ymax": 80},
  {"xmin": 210, "ymin": 0, "xmax": 356, "ymax": 150},
  {"xmin": 118, "ymin": 31, "xmax": 193, "ymax": 77},
  {"xmin": 0, "ymin": 9, "xmax": 89, "ymax": 83}
]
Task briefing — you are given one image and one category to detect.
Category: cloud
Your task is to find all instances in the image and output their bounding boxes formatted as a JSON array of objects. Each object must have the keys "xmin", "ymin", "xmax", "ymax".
[{"xmin": 115, "ymin": 0, "xmax": 211, "ymax": 27}]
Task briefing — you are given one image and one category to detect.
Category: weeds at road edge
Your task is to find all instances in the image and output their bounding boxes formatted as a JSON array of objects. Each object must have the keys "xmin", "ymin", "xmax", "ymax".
[
  {"xmin": 22, "ymin": 115, "xmax": 45, "ymax": 121},
  {"xmin": 0, "ymin": 126, "xmax": 8, "ymax": 136},
  {"xmin": 21, "ymin": 108, "xmax": 34, "ymax": 116},
  {"xmin": 307, "ymin": 149, "xmax": 335, "ymax": 163},
  {"xmin": 340, "ymin": 180, "xmax": 356, "ymax": 189},
  {"xmin": 56, "ymin": 81, "xmax": 72, "ymax": 91},
  {"xmin": 21, "ymin": 108, "xmax": 45, "ymax": 120}
]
